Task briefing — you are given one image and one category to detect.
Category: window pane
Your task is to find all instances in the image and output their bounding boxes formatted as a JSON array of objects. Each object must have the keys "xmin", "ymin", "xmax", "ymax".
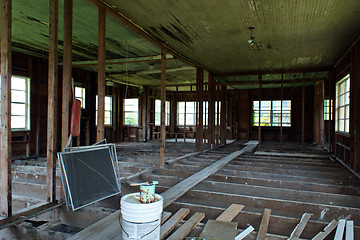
[
  {"xmin": 272, "ymin": 101, "xmax": 281, "ymax": 110},
  {"xmin": 12, "ymin": 103, "xmax": 26, "ymax": 116},
  {"xmin": 12, "ymin": 77, "xmax": 26, "ymax": 91},
  {"xmin": 261, "ymin": 101, "xmax": 271, "ymax": 111},
  {"xmin": 253, "ymin": 101, "xmax": 259, "ymax": 110},
  {"xmin": 12, "ymin": 90, "xmax": 26, "ymax": 103},
  {"xmin": 12, "ymin": 116, "xmax": 26, "ymax": 129}
]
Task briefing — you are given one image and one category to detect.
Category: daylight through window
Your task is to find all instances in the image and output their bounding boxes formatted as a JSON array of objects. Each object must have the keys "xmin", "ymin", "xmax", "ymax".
[
  {"xmin": 335, "ymin": 74, "xmax": 350, "ymax": 133},
  {"xmin": 0, "ymin": 76, "xmax": 31, "ymax": 130},
  {"xmin": 253, "ymin": 100, "xmax": 291, "ymax": 126},
  {"xmin": 124, "ymin": 98, "xmax": 139, "ymax": 125}
]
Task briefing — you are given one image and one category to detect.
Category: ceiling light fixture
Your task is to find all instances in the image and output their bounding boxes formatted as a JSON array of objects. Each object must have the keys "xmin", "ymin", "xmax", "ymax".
[{"xmin": 248, "ymin": 27, "xmax": 255, "ymax": 46}]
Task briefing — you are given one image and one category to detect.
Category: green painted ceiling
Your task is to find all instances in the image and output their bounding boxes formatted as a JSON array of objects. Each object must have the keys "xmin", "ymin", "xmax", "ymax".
[{"xmin": 5, "ymin": 0, "xmax": 360, "ymax": 90}]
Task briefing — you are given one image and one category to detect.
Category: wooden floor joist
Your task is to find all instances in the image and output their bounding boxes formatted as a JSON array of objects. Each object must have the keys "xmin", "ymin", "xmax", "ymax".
[{"xmin": 162, "ymin": 142, "xmax": 258, "ymax": 208}]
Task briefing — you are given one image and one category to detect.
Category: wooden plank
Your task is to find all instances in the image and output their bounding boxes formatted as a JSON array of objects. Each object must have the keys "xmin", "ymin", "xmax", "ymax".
[
  {"xmin": 256, "ymin": 208, "xmax": 271, "ymax": 240},
  {"xmin": 0, "ymin": 0, "xmax": 12, "ymax": 218},
  {"xmin": 161, "ymin": 142, "xmax": 258, "ymax": 208},
  {"xmin": 47, "ymin": 0, "xmax": 59, "ymax": 203},
  {"xmin": 311, "ymin": 219, "xmax": 338, "ymax": 240},
  {"xmin": 334, "ymin": 219, "xmax": 346, "ymax": 240},
  {"xmin": 288, "ymin": 213, "xmax": 312, "ymax": 240},
  {"xmin": 345, "ymin": 220, "xmax": 354, "ymax": 240},
  {"xmin": 254, "ymin": 151, "xmax": 329, "ymax": 159},
  {"xmin": 160, "ymin": 47, "xmax": 166, "ymax": 169},
  {"xmin": 166, "ymin": 151, "xmax": 201, "ymax": 164},
  {"xmin": 61, "ymin": 0, "xmax": 73, "ymax": 150},
  {"xmin": 0, "ymin": 203, "xmax": 62, "ymax": 230},
  {"xmin": 68, "ymin": 211, "xmax": 121, "ymax": 240},
  {"xmin": 160, "ymin": 208, "xmax": 190, "ymax": 240},
  {"xmin": 199, "ymin": 219, "xmax": 237, "ymax": 240},
  {"xmin": 96, "ymin": 6, "xmax": 106, "ymax": 142},
  {"xmin": 216, "ymin": 204, "xmax": 245, "ymax": 222},
  {"xmin": 161, "ymin": 211, "xmax": 172, "ymax": 225},
  {"xmin": 166, "ymin": 212, "xmax": 205, "ymax": 240}
]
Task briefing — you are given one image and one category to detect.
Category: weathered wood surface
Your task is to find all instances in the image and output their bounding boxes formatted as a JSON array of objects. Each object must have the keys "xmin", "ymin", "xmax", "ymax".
[
  {"xmin": 311, "ymin": 219, "xmax": 338, "ymax": 240},
  {"xmin": 0, "ymin": 0, "xmax": 12, "ymax": 218},
  {"xmin": 199, "ymin": 219, "xmax": 237, "ymax": 240},
  {"xmin": 96, "ymin": 6, "xmax": 106, "ymax": 142},
  {"xmin": 256, "ymin": 208, "xmax": 271, "ymax": 240},
  {"xmin": 160, "ymin": 208, "xmax": 190, "ymax": 239},
  {"xmin": 288, "ymin": 213, "xmax": 312, "ymax": 240},
  {"xmin": 216, "ymin": 204, "xmax": 245, "ymax": 222},
  {"xmin": 46, "ymin": 0, "xmax": 59, "ymax": 204},
  {"xmin": 166, "ymin": 212, "xmax": 205, "ymax": 240},
  {"xmin": 162, "ymin": 142, "xmax": 258, "ymax": 208}
]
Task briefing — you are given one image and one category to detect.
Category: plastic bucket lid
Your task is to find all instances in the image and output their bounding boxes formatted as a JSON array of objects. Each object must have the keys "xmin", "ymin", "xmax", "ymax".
[{"xmin": 121, "ymin": 193, "xmax": 163, "ymax": 223}]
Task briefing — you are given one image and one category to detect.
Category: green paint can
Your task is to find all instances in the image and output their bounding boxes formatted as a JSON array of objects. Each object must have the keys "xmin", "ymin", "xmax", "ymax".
[{"xmin": 140, "ymin": 181, "xmax": 159, "ymax": 203}]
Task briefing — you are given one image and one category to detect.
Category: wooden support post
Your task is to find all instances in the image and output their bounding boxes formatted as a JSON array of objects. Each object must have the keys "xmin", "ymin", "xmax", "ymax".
[
  {"xmin": 302, "ymin": 73, "xmax": 305, "ymax": 150},
  {"xmin": 183, "ymin": 100, "xmax": 186, "ymax": 143},
  {"xmin": 0, "ymin": 0, "xmax": 12, "ymax": 217},
  {"xmin": 142, "ymin": 86, "xmax": 148, "ymax": 141},
  {"xmin": 216, "ymin": 85, "xmax": 220, "ymax": 145},
  {"xmin": 220, "ymin": 85, "xmax": 227, "ymax": 144},
  {"xmin": 96, "ymin": 7, "xmax": 106, "ymax": 142},
  {"xmin": 258, "ymin": 74, "xmax": 262, "ymax": 146},
  {"xmin": 160, "ymin": 47, "xmax": 166, "ymax": 169},
  {"xmin": 47, "ymin": 0, "xmax": 59, "ymax": 203},
  {"xmin": 61, "ymin": 0, "xmax": 73, "ymax": 150},
  {"xmin": 196, "ymin": 68, "xmax": 204, "ymax": 151},
  {"xmin": 280, "ymin": 74, "xmax": 283, "ymax": 151},
  {"xmin": 208, "ymin": 73, "xmax": 215, "ymax": 148}
]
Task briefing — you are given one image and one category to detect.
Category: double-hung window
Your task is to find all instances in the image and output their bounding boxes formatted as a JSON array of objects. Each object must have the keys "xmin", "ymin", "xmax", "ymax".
[
  {"xmin": 75, "ymin": 86, "xmax": 86, "ymax": 109},
  {"xmin": 335, "ymin": 74, "xmax": 350, "ymax": 133},
  {"xmin": 96, "ymin": 95, "xmax": 113, "ymax": 126},
  {"xmin": 0, "ymin": 76, "xmax": 31, "ymax": 130},
  {"xmin": 124, "ymin": 98, "xmax": 139, "ymax": 126}
]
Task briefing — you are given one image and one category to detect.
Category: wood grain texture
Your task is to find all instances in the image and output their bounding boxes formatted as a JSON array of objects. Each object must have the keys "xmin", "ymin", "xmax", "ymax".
[
  {"xmin": 160, "ymin": 208, "xmax": 190, "ymax": 239},
  {"xmin": 166, "ymin": 212, "xmax": 205, "ymax": 240},
  {"xmin": 96, "ymin": 6, "xmax": 106, "ymax": 142},
  {"xmin": 256, "ymin": 208, "xmax": 271, "ymax": 240},
  {"xmin": 161, "ymin": 143, "xmax": 258, "ymax": 208},
  {"xmin": 216, "ymin": 204, "xmax": 245, "ymax": 222},
  {"xmin": 0, "ymin": 0, "xmax": 12, "ymax": 218},
  {"xmin": 311, "ymin": 219, "xmax": 338, "ymax": 240},
  {"xmin": 46, "ymin": 0, "xmax": 59, "ymax": 203},
  {"xmin": 288, "ymin": 213, "xmax": 312, "ymax": 240}
]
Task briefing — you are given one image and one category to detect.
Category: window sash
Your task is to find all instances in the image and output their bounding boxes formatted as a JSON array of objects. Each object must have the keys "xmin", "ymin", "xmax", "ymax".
[
  {"xmin": 0, "ymin": 76, "xmax": 31, "ymax": 130},
  {"xmin": 96, "ymin": 95, "xmax": 113, "ymax": 126},
  {"xmin": 124, "ymin": 98, "xmax": 139, "ymax": 126},
  {"xmin": 335, "ymin": 75, "xmax": 350, "ymax": 133}
]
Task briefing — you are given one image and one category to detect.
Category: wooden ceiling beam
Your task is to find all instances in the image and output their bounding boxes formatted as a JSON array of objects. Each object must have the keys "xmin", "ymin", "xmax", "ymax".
[{"xmin": 66, "ymin": 54, "xmax": 175, "ymax": 67}]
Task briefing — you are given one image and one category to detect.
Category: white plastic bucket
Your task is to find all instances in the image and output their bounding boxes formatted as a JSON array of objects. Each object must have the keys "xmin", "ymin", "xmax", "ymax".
[{"xmin": 120, "ymin": 193, "xmax": 163, "ymax": 240}]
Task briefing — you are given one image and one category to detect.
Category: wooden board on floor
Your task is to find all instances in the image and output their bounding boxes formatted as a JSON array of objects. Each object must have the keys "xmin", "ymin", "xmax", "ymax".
[
  {"xmin": 160, "ymin": 208, "xmax": 190, "ymax": 240},
  {"xmin": 162, "ymin": 142, "xmax": 258, "ymax": 208},
  {"xmin": 199, "ymin": 219, "xmax": 238, "ymax": 240},
  {"xmin": 254, "ymin": 151, "xmax": 329, "ymax": 159},
  {"xmin": 216, "ymin": 204, "xmax": 245, "ymax": 222},
  {"xmin": 311, "ymin": 219, "xmax": 338, "ymax": 240},
  {"xmin": 288, "ymin": 213, "xmax": 312, "ymax": 240},
  {"xmin": 256, "ymin": 208, "xmax": 271, "ymax": 240},
  {"xmin": 167, "ymin": 212, "xmax": 205, "ymax": 240}
]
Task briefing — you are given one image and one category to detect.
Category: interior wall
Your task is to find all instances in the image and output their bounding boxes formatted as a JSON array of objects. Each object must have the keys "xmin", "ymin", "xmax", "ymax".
[
  {"xmin": 335, "ymin": 37, "xmax": 360, "ymax": 172},
  {"xmin": 235, "ymin": 86, "xmax": 315, "ymax": 143},
  {"xmin": 313, "ymin": 81, "xmax": 325, "ymax": 145}
]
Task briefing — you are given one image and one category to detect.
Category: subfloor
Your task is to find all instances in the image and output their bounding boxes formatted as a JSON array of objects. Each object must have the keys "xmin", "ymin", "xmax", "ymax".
[{"xmin": 2, "ymin": 140, "xmax": 360, "ymax": 239}]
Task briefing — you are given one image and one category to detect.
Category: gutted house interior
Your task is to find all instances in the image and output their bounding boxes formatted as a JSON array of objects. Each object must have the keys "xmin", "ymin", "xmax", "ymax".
[{"xmin": 1, "ymin": 0, "xmax": 360, "ymax": 239}]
